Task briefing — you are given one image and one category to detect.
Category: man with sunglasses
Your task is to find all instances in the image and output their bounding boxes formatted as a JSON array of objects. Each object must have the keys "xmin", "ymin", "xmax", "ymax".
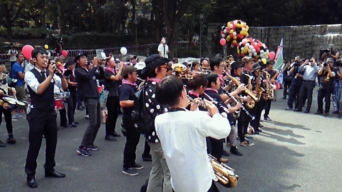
[{"xmin": 24, "ymin": 48, "xmax": 68, "ymax": 188}]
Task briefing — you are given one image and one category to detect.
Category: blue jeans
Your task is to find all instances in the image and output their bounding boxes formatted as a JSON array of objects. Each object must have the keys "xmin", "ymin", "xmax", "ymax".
[{"xmin": 334, "ymin": 82, "xmax": 341, "ymax": 111}]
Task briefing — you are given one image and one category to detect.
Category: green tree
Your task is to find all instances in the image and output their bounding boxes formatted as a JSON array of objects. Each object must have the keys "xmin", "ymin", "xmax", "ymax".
[{"xmin": 0, "ymin": 0, "xmax": 24, "ymax": 41}]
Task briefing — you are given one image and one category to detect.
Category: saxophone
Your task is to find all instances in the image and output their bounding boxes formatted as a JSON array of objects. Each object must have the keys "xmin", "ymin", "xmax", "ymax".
[
  {"xmin": 209, "ymin": 155, "xmax": 239, "ymax": 188},
  {"xmin": 244, "ymin": 74, "xmax": 256, "ymax": 109},
  {"xmin": 262, "ymin": 71, "xmax": 270, "ymax": 100},
  {"xmin": 226, "ymin": 74, "xmax": 258, "ymax": 101},
  {"xmin": 255, "ymin": 71, "xmax": 265, "ymax": 101}
]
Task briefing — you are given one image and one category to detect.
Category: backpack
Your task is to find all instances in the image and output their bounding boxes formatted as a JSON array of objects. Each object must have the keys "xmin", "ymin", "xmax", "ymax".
[{"xmin": 131, "ymin": 85, "xmax": 154, "ymax": 135}]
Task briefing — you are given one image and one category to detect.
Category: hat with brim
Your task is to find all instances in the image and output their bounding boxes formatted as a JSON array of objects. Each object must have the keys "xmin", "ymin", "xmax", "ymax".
[
  {"xmin": 267, "ymin": 59, "xmax": 275, "ymax": 65},
  {"xmin": 64, "ymin": 60, "xmax": 76, "ymax": 69},
  {"xmin": 127, "ymin": 55, "xmax": 137, "ymax": 61},
  {"xmin": 231, "ymin": 61, "xmax": 242, "ymax": 70},
  {"xmin": 326, "ymin": 58, "xmax": 334, "ymax": 63},
  {"xmin": 135, "ymin": 62, "xmax": 146, "ymax": 70},
  {"xmin": 100, "ymin": 52, "xmax": 110, "ymax": 60},
  {"xmin": 74, "ymin": 52, "xmax": 88, "ymax": 63},
  {"xmin": 252, "ymin": 63, "xmax": 261, "ymax": 71},
  {"xmin": 141, "ymin": 54, "xmax": 170, "ymax": 75},
  {"xmin": 122, "ymin": 66, "xmax": 137, "ymax": 77},
  {"xmin": 242, "ymin": 56, "xmax": 254, "ymax": 62}
]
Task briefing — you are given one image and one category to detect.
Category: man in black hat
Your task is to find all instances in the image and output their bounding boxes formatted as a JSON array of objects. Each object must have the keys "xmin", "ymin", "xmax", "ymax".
[
  {"xmin": 24, "ymin": 47, "xmax": 68, "ymax": 188},
  {"xmin": 119, "ymin": 66, "xmax": 145, "ymax": 176},
  {"xmin": 249, "ymin": 63, "xmax": 264, "ymax": 133},
  {"xmin": 262, "ymin": 59, "xmax": 279, "ymax": 121},
  {"xmin": 286, "ymin": 56, "xmax": 304, "ymax": 110},
  {"xmin": 127, "ymin": 55, "xmax": 137, "ymax": 66},
  {"xmin": 141, "ymin": 54, "xmax": 172, "ymax": 192},
  {"xmin": 64, "ymin": 60, "xmax": 78, "ymax": 127},
  {"xmin": 75, "ymin": 53, "xmax": 102, "ymax": 156}
]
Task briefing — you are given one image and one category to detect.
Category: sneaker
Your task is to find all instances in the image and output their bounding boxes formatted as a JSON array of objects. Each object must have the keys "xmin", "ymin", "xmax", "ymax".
[
  {"xmin": 85, "ymin": 115, "xmax": 89, "ymax": 119},
  {"xmin": 12, "ymin": 114, "xmax": 23, "ymax": 119},
  {"xmin": 264, "ymin": 116, "xmax": 272, "ymax": 121},
  {"xmin": 87, "ymin": 144, "xmax": 99, "ymax": 151},
  {"xmin": 77, "ymin": 147, "xmax": 91, "ymax": 156},
  {"xmin": 131, "ymin": 163, "xmax": 144, "ymax": 170},
  {"xmin": 6, "ymin": 137, "xmax": 16, "ymax": 144},
  {"xmin": 285, "ymin": 106, "xmax": 293, "ymax": 110},
  {"xmin": 240, "ymin": 140, "xmax": 254, "ymax": 147},
  {"xmin": 0, "ymin": 140, "xmax": 6, "ymax": 147},
  {"xmin": 122, "ymin": 168, "xmax": 139, "ymax": 176}
]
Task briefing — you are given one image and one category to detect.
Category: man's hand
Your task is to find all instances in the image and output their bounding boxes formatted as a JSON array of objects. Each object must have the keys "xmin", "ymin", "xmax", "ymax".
[
  {"xmin": 119, "ymin": 62, "xmax": 125, "ymax": 69},
  {"xmin": 93, "ymin": 57, "xmax": 100, "ymax": 67},
  {"xmin": 236, "ymin": 84, "xmax": 247, "ymax": 93},
  {"xmin": 243, "ymin": 96, "xmax": 251, "ymax": 103},
  {"xmin": 0, "ymin": 90, "xmax": 4, "ymax": 96},
  {"xmin": 48, "ymin": 64, "xmax": 55, "ymax": 75}
]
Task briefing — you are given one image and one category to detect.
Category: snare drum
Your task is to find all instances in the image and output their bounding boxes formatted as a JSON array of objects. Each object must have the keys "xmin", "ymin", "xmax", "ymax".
[
  {"xmin": 3, "ymin": 97, "xmax": 17, "ymax": 105},
  {"xmin": 54, "ymin": 93, "xmax": 64, "ymax": 99},
  {"xmin": 97, "ymin": 86, "xmax": 103, "ymax": 93},
  {"xmin": 55, "ymin": 99, "xmax": 64, "ymax": 110}
]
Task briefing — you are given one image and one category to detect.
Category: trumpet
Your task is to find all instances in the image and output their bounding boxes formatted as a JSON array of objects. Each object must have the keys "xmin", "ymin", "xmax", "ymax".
[
  {"xmin": 226, "ymin": 74, "xmax": 258, "ymax": 101},
  {"xmin": 209, "ymin": 154, "xmax": 239, "ymax": 188}
]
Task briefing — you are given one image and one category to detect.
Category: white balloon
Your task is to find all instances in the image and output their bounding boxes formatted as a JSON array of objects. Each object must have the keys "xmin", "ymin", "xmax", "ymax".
[
  {"xmin": 221, "ymin": 34, "xmax": 226, "ymax": 38},
  {"xmin": 260, "ymin": 50, "xmax": 264, "ymax": 54},
  {"xmin": 241, "ymin": 47, "xmax": 245, "ymax": 51},
  {"xmin": 120, "ymin": 47, "xmax": 127, "ymax": 55},
  {"xmin": 47, "ymin": 51, "xmax": 51, "ymax": 57},
  {"xmin": 249, "ymin": 52, "xmax": 253, "ymax": 57},
  {"xmin": 223, "ymin": 30, "xmax": 227, "ymax": 33},
  {"xmin": 233, "ymin": 32, "xmax": 237, "ymax": 36}
]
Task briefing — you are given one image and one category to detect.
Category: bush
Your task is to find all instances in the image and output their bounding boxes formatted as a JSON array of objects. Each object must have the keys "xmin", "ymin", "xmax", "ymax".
[{"xmin": 0, "ymin": 27, "xmax": 55, "ymax": 39}]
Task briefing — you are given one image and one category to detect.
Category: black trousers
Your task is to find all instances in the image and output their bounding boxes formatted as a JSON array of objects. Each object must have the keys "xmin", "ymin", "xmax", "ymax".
[
  {"xmin": 76, "ymin": 88, "xmax": 83, "ymax": 108},
  {"xmin": 143, "ymin": 140, "xmax": 150, "ymax": 157},
  {"xmin": 298, "ymin": 81, "xmax": 315, "ymax": 111},
  {"xmin": 59, "ymin": 108, "xmax": 67, "ymax": 126},
  {"xmin": 105, "ymin": 96, "xmax": 119, "ymax": 136},
  {"xmin": 0, "ymin": 107, "xmax": 13, "ymax": 134},
  {"xmin": 287, "ymin": 84, "xmax": 301, "ymax": 108},
  {"xmin": 250, "ymin": 99, "xmax": 264, "ymax": 131},
  {"xmin": 206, "ymin": 137, "xmax": 223, "ymax": 162},
  {"xmin": 283, "ymin": 80, "xmax": 291, "ymax": 97},
  {"xmin": 122, "ymin": 119, "xmax": 140, "ymax": 169},
  {"xmin": 66, "ymin": 90, "xmax": 77, "ymax": 124},
  {"xmin": 25, "ymin": 109, "xmax": 58, "ymax": 178},
  {"xmin": 317, "ymin": 87, "xmax": 333, "ymax": 113},
  {"xmin": 237, "ymin": 110, "xmax": 251, "ymax": 142},
  {"xmin": 81, "ymin": 98, "xmax": 101, "ymax": 146},
  {"xmin": 263, "ymin": 99, "xmax": 272, "ymax": 117}
]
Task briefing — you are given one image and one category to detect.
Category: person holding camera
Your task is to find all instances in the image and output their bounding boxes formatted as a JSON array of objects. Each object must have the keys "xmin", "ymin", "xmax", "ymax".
[
  {"xmin": 286, "ymin": 56, "xmax": 304, "ymax": 110},
  {"xmin": 294, "ymin": 58, "xmax": 319, "ymax": 113},
  {"xmin": 321, "ymin": 44, "xmax": 340, "ymax": 65},
  {"xmin": 282, "ymin": 61, "xmax": 292, "ymax": 99},
  {"xmin": 316, "ymin": 58, "xmax": 336, "ymax": 116}
]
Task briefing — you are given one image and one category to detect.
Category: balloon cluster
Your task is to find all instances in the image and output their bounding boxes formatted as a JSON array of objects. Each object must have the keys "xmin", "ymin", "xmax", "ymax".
[
  {"xmin": 237, "ymin": 38, "xmax": 272, "ymax": 60},
  {"xmin": 219, "ymin": 20, "xmax": 249, "ymax": 48}
]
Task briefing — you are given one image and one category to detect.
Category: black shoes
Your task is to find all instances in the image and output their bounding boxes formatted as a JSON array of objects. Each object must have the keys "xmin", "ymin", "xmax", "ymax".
[
  {"xmin": 222, "ymin": 150, "xmax": 229, "ymax": 156},
  {"xmin": 142, "ymin": 154, "xmax": 152, "ymax": 162},
  {"xmin": 230, "ymin": 146, "xmax": 243, "ymax": 156},
  {"xmin": 77, "ymin": 146, "xmax": 91, "ymax": 156},
  {"xmin": 113, "ymin": 132, "xmax": 121, "ymax": 137},
  {"xmin": 45, "ymin": 170, "xmax": 66, "ymax": 178},
  {"xmin": 105, "ymin": 135, "xmax": 117, "ymax": 141},
  {"xmin": 294, "ymin": 108, "xmax": 302, "ymax": 112},
  {"xmin": 27, "ymin": 178, "xmax": 37, "ymax": 188}
]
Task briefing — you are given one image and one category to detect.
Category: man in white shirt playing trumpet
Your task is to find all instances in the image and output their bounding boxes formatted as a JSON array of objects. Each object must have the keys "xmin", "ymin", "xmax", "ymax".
[{"xmin": 154, "ymin": 75, "xmax": 231, "ymax": 192}]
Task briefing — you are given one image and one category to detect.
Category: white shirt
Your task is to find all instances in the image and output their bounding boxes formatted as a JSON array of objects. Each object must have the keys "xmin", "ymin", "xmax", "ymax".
[
  {"xmin": 24, "ymin": 67, "xmax": 62, "ymax": 93},
  {"xmin": 7, "ymin": 49, "xmax": 18, "ymax": 62},
  {"xmin": 158, "ymin": 43, "xmax": 169, "ymax": 58},
  {"xmin": 155, "ymin": 110, "xmax": 231, "ymax": 192},
  {"xmin": 24, "ymin": 62, "xmax": 35, "ymax": 73}
]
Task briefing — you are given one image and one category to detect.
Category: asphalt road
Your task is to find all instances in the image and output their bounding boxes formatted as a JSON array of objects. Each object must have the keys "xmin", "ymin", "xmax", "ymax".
[{"xmin": 1, "ymin": 89, "xmax": 342, "ymax": 192}]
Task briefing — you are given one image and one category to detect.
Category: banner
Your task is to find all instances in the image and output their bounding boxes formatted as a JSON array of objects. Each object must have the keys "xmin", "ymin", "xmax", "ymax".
[{"xmin": 274, "ymin": 38, "xmax": 283, "ymax": 70}]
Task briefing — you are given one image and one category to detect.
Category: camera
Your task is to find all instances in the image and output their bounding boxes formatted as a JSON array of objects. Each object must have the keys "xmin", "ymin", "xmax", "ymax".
[{"xmin": 323, "ymin": 63, "xmax": 328, "ymax": 67}]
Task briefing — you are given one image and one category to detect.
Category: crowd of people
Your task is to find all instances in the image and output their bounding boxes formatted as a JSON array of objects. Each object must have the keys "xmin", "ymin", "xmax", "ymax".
[
  {"xmin": 282, "ymin": 44, "xmax": 341, "ymax": 116},
  {"xmin": 0, "ymin": 41, "xmax": 339, "ymax": 191}
]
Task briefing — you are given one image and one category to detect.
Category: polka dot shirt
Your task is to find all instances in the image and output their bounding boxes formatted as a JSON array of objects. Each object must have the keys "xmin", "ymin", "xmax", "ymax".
[{"xmin": 144, "ymin": 81, "xmax": 169, "ymax": 143}]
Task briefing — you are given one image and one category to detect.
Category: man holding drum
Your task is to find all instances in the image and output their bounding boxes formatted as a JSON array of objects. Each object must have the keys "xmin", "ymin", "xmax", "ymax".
[
  {"xmin": 24, "ymin": 48, "xmax": 68, "ymax": 188},
  {"xmin": 0, "ymin": 59, "xmax": 17, "ymax": 147}
]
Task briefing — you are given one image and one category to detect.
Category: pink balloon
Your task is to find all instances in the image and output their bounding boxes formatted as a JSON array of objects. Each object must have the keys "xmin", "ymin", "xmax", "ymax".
[
  {"xmin": 268, "ymin": 51, "xmax": 275, "ymax": 60},
  {"xmin": 220, "ymin": 38, "xmax": 226, "ymax": 46},
  {"xmin": 61, "ymin": 50, "xmax": 68, "ymax": 57},
  {"xmin": 22, "ymin": 45, "xmax": 34, "ymax": 59}
]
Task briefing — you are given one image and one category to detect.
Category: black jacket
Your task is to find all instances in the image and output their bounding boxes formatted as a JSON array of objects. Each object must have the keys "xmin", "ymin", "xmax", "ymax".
[{"xmin": 75, "ymin": 66, "xmax": 99, "ymax": 99}]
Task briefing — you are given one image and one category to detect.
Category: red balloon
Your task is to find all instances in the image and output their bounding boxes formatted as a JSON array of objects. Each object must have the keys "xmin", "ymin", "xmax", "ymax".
[
  {"xmin": 268, "ymin": 51, "xmax": 276, "ymax": 60},
  {"xmin": 62, "ymin": 50, "xmax": 68, "ymax": 57},
  {"xmin": 22, "ymin": 45, "xmax": 34, "ymax": 59},
  {"xmin": 220, "ymin": 38, "xmax": 226, "ymax": 46}
]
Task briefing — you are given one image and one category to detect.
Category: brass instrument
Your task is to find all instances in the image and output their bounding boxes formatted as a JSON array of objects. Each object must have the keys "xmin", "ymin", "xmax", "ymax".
[
  {"xmin": 226, "ymin": 73, "xmax": 258, "ymax": 101},
  {"xmin": 137, "ymin": 77, "xmax": 146, "ymax": 90},
  {"xmin": 255, "ymin": 71, "xmax": 264, "ymax": 101},
  {"xmin": 187, "ymin": 96, "xmax": 206, "ymax": 108},
  {"xmin": 203, "ymin": 92, "xmax": 230, "ymax": 114},
  {"xmin": 244, "ymin": 74, "xmax": 256, "ymax": 109},
  {"xmin": 209, "ymin": 155, "xmax": 239, "ymax": 188},
  {"xmin": 263, "ymin": 71, "xmax": 275, "ymax": 100},
  {"xmin": 225, "ymin": 91, "xmax": 255, "ymax": 120}
]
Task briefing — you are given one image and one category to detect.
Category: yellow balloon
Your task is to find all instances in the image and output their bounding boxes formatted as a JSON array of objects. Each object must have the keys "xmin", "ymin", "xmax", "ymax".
[
  {"xmin": 236, "ymin": 24, "xmax": 242, "ymax": 28},
  {"xmin": 232, "ymin": 40, "xmax": 237, "ymax": 44},
  {"xmin": 44, "ymin": 44, "xmax": 49, "ymax": 49},
  {"xmin": 226, "ymin": 36, "xmax": 231, "ymax": 42},
  {"xmin": 237, "ymin": 49, "xmax": 240, "ymax": 54},
  {"xmin": 227, "ymin": 22, "xmax": 231, "ymax": 26},
  {"xmin": 262, "ymin": 58, "xmax": 267, "ymax": 64},
  {"xmin": 230, "ymin": 30, "xmax": 234, "ymax": 34},
  {"xmin": 233, "ymin": 36, "xmax": 237, "ymax": 40}
]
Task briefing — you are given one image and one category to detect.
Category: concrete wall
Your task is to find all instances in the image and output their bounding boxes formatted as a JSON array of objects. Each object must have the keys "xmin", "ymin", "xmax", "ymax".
[{"xmin": 207, "ymin": 23, "xmax": 342, "ymax": 60}]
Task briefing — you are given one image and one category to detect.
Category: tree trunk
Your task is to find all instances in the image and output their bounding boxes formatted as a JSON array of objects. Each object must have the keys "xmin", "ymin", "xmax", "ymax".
[{"xmin": 6, "ymin": 25, "xmax": 13, "ymax": 41}]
